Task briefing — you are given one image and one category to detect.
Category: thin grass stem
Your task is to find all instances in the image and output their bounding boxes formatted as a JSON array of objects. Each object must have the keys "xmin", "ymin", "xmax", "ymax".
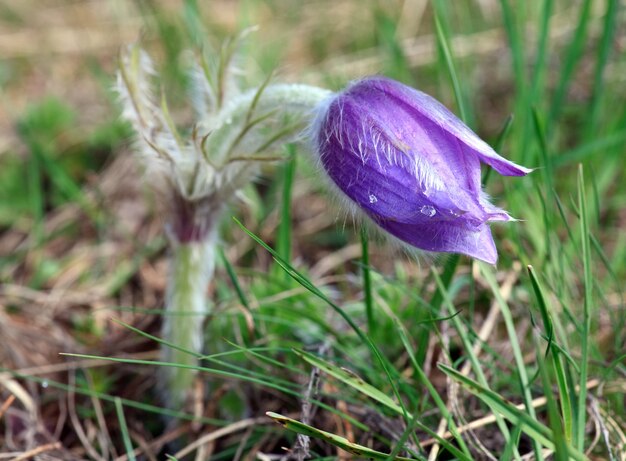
[{"xmin": 360, "ymin": 227, "xmax": 375, "ymax": 336}]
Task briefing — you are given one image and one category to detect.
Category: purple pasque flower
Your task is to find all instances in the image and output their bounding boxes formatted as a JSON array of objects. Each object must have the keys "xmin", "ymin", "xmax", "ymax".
[{"xmin": 313, "ymin": 77, "xmax": 531, "ymax": 264}]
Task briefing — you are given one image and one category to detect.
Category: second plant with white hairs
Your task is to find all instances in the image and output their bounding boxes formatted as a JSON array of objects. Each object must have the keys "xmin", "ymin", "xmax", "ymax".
[{"xmin": 117, "ymin": 37, "xmax": 330, "ymax": 408}]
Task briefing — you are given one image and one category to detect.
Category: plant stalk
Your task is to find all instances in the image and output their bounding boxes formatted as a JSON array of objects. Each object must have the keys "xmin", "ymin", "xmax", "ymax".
[{"xmin": 161, "ymin": 230, "xmax": 217, "ymax": 408}]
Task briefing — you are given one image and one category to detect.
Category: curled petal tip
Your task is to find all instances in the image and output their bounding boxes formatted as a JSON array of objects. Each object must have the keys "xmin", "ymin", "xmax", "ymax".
[{"xmin": 483, "ymin": 157, "xmax": 533, "ymax": 177}]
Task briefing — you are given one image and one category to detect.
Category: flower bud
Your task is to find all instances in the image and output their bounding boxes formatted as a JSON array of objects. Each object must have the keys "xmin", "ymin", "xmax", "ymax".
[
  {"xmin": 117, "ymin": 45, "xmax": 330, "ymax": 245},
  {"xmin": 313, "ymin": 77, "xmax": 531, "ymax": 264}
]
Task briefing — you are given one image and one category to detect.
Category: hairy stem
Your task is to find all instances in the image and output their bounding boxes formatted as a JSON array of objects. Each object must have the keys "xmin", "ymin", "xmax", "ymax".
[{"xmin": 161, "ymin": 232, "xmax": 217, "ymax": 408}]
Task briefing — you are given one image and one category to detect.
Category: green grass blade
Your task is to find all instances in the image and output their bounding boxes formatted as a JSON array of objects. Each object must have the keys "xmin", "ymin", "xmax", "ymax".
[
  {"xmin": 374, "ymin": 7, "xmax": 413, "ymax": 85},
  {"xmin": 61, "ymin": 351, "xmax": 367, "ymax": 430},
  {"xmin": 526, "ymin": 266, "xmax": 555, "ymax": 356},
  {"xmin": 410, "ymin": 421, "xmax": 474, "ymax": 461},
  {"xmin": 432, "ymin": 268, "xmax": 519, "ymax": 458},
  {"xmin": 548, "ymin": 0, "xmax": 592, "ymax": 126},
  {"xmin": 501, "ymin": 425, "xmax": 523, "ymax": 461},
  {"xmin": 218, "ymin": 247, "xmax": 255, "ymax": 343},
  {"xmin": 360, "ymin": 227, "xmax": 375, "ymax": 335},
  {"xmin": 294, "ymin": 349, "xmax": 407, "ymax": 417},
  {"xmin": 432, "ymin": 0, "xmax": 468, "ymax": 122},
  {"xmin": 576, "ymin": 164, "xmax": 593, "ymax": 451},
  {"xmin": 527, "ymin": 265, "xmax": 573, "ymax": 441},
  {"xmin": 419, "ymin": 2, "xmax": 470, "ymax": 375},
  {"xmin": 416, "ymin": 255, "xmax": 459, "ymax": 367},
  {"xmin": 26, "ymin": 147, "xmax": 43, "ymax": 227},
  {"xmin": 534, "ymin": 337, "xmax": 570, "ymax": 461},
  {"xmin": 115, "ymin": 397, "xmax": 136, "ymax": 461},
  {"xmin": 586, "ymin": 0, "xmax": 619, "ymax": 137},
  {"xmin": 553, "ymin": 131, "xmax": 626, "ymax": 167},
  {"xmin": 499, "ymin": 0, "xmax": 525, "ymax": 97},
  {"xmin": 532, "ymin": 108, "xmax": 553, "ymax": 194},
  {"xmin": 232, "ymin": 217, "xmax": 412, "ymax": 424},
  {"xmin": 276, "ymin": 144, "xmax": 296, "ymax": 266},
  {"xmin": 479, "ymin": 263, "xmax": 544, "ymax": 460},
  {"xmin": 494, "ymin": 114, "xmax": 515, "ymax": 152},
  {"xmin": 483, "ymin": 114, "xmax": 515, "ymax": 187},
  {"xmin": 218, "ymin": 247, "xmax": 251, "ymax": 309},
  {"xmin": 266, "ymin": 412, "xmax": 417, "ymax": 460},
  {"xmin": 4, "ymin": 368, "xmax": 223, "ymax": 425},
  {"xmin": 387, "ymin": 410, "xmax": 424, "ymax": 461},
  {"xmin": 438, "ymin": 364, "xmax": 587, "ymax": 461},
  {"xmin": 224, "ymin": 340, "xmax": 304, "ymax": 377},
  {"xmin": 181, "ymin": 0, "xmax": 205, "ymax": 47},
  {"xmin": 29, "ymin": 143, "xmax": 100, "ymax": 222},
  {"xmin": 61, "ymin": 352, "xmax": 303, "ymax": 399},
  {"xmin": 553, "ymin": 192, "xmax": 575, "ymax": 244},
  {"xmin": 111, "ymin": 319, "xmax": 301, "ymax": 390},
  {"xmin": 590, "ymin": 234, "xmax": 619, "ymax": 286},
  {"xmin": 529, "ymin": 0, "xmax": 554, "ymax": 106},
  {"xmin": 393, "ymin": 318, "xmax": 472, "ymax": 457}
]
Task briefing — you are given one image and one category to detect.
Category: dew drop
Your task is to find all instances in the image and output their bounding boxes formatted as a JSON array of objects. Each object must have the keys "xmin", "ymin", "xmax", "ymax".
[
  {"xmin": 41, "ymin": 380, "xmax": 49, "ymax": 389},
  {"xmin": 369, "ymin": 194, "xmax": 378, "ymax": 204},
  {"xmin": 420, "ymin": 205, "xmax": 436, "ymax": 217}
]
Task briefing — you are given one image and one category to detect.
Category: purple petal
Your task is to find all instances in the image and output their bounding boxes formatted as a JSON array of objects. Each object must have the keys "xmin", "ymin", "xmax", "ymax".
[
  {"xmin": 353, "ymin": 77, "xmax": 532, "ymax": 176},
  {"xmin": 382, "ymin": 219, "xmax": 499, "ymax": 264},
  {"xmin": 314, "ymin": 76, "xmax": 530, "ymax": 262}
]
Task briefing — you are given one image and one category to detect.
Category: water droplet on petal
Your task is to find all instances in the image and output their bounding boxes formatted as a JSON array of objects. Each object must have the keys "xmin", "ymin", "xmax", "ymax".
[
  {"xmin": 420, "ymin": 205, "xmax": 436, "ymax": 217},
  {"xmin": 369, "ymin": 194, "xmax": 378, "ymax": 204}
]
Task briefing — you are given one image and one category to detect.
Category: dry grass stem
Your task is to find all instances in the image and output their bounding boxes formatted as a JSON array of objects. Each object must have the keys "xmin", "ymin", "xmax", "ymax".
[
  {"xmin": 0, "ymin": 395, "xmax": 16, "ymax": 421},
  {"xmin": 10, "ymin": 442, "xmax": 62, "ymax": 461},
  {"xmin": 427, "ymin": 264, "xmax": 520, "ymax": 458},
  {"xmin": 420, "ymin": 379, "xmax": 601, "ymax": 448},
  {"xmin": 172, "ymin": 417, "xmax": 270, "ymax": 460},
  {"xmin": 114, "ymin": 424, "xmax": 189, "ymax": 461}
]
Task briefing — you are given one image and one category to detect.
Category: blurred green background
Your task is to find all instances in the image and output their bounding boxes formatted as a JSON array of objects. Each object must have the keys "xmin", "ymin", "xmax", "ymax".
[{"xmin": 0, "ymin": 1, "xmax": 624, "ymax": 459}]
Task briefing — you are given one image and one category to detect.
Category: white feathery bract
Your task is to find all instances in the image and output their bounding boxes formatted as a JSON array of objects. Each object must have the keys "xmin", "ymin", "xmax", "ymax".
[{"xmin": 116, "ymin": 36, "xmax": 330, "ymax": 409}]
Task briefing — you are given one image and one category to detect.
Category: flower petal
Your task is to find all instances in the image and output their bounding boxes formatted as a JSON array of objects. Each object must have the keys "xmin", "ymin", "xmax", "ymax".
[
  {"xmin": 313, "ymin": 76, "xmax": 530, "ymax": 262},
  {"xmin": 381, "ymin": 219, "xmax": 499, "ymax": 264},
  {"xmin": 356, "ymin": 77, "xmax": 532, "ymax": 176},
  {"xmin": 319, "ymin": 87, "xmax": 488, "ymax": 226}
]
